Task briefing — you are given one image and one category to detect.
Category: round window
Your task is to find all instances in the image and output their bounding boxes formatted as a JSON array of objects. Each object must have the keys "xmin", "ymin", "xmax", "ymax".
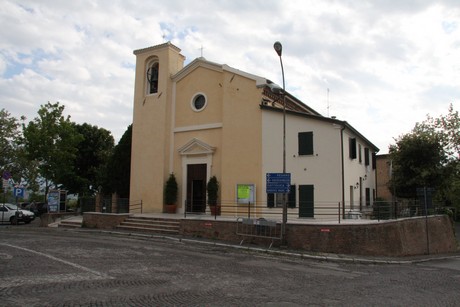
[{"xmin": 192, "ymin": 94, "xmax": 207, "ymax": 111}]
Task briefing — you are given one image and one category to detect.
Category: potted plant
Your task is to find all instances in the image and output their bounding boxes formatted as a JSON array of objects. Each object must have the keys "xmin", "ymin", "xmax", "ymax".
[
  {"xmin": 207, "ymin": 176, "xmax": 220, "ymax": 215},
  {"xmin": 164, "ymin": 173, "xmax": 178, "ymax": 213}
]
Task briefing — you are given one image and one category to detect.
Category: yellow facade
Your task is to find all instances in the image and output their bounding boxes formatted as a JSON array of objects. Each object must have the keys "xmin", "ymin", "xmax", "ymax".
[
  {"xmin": 130, "ymin": 43, "xmax": 264, "ymax": 213},
  {"xmin": 130, "ymin": 43, "xmax": 185, "ymax": 211}
]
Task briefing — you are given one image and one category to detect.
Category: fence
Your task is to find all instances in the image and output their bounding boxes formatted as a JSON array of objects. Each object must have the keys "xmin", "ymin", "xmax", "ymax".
[
  {"xmin": 236, "ymin": 217, "xmax": 281, "ymax": 248},
  {"xmin": 79, "ymin": 197, "xmax": 453, "ymax": 221},
  {"xmin": 370, "ymin": 200, "xmax": 455, "ymax": 221},
  {"xmin": 129, "ymin": 200, "xmax": 143, "ymax": 213},
  {"xmin": 185, "ymin": 200, "xmax": 343, "ymax": 222},
  {"xmin": 78, "ymin": 197, "xmax": 142, "ymax": 214},
  {"xmin": 79, "ymin": 197, "xmax": 96, "ymax": 213},
  {"xmin": 183, "ymin": 199, "xmax": 453, "ymax": 223}
]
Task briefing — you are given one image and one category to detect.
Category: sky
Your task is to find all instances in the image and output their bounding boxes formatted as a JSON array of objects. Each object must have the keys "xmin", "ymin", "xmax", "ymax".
[{"xmin": 0, "ymin": 0, "xmax": 459, "ymax": 154}]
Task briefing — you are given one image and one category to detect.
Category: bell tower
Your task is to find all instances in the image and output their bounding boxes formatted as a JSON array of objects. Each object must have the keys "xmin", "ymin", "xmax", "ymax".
[{"xmin": 130, "ymin": 42, "xmax": 185, "ymax": 212}]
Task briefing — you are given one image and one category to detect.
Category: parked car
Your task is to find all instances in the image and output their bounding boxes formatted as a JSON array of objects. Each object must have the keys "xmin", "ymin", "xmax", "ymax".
[
  {"xmin": 0, "ymin": 203, "xmax": 35, "ymax": 225},
  {"xmin": 23, "ymin": 202, "xmax": 47, "ymax": 216}
]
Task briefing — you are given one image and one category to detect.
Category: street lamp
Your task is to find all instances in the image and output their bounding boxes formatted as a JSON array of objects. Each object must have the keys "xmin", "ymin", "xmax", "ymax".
[{"xmin": 273, "ymin": 41, "xmax": 288, "ymax": 246}]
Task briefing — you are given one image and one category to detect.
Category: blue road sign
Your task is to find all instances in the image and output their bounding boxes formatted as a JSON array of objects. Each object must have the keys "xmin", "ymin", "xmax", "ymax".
[
  {"xmin": 13, "ymin": 187, "xmax": 25, "ymax": 198},
  {"xmin": 266, "ymin": 173, "xmax": 291, "ymax": 193},
  {"xmin": 2, "ymin": 171, "xmax": 11, "ymax": 180}
]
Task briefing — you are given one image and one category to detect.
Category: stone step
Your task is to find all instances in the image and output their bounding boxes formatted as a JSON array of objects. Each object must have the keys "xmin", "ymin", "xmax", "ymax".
[
  {"xmin": 123, "ymin": 218, "xmax": 180, "ymax": 226},
  {"xmin": 120, "ymin": 221, "xmax": 179, "ymax": 230},
  {"xmin": 116, "ymin": 224, "xmax": 180, "ymax": 234},
  {"xmin": 115, "ymin": 217, "xmax": 180, "ymax": 235},
  {"xmin": 59, "ymin": 220, "xmax": 82, "ymax": 228}
]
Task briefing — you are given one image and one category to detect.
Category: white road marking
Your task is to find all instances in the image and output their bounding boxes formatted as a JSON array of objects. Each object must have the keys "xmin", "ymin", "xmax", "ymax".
[
  {"xmin": 0, "ymin": 252, "xmax": 13, "ymax": 260},
  {"xmin": 1, "ymin": 273, "xmax": 107, "ymax": 287},
  {"xmin": 0, "ymin": 243, "xmax": 111, "ymax": 279}
]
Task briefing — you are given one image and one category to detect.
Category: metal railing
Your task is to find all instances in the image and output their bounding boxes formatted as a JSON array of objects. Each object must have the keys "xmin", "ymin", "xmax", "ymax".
[
  {"xmin": 183, "ymin": 199, "xmax": 453, "ymax": 223},
  {"xmin": 128, "ymin": 200, "xmax": 143, "ymax": 213},
  {"xmin": 203, "ymin": 201, "xmax": 343, "ymax": 221},
  {"xmin": 78, "ymin": 197, "xmax": 142, "ymax": 214}
]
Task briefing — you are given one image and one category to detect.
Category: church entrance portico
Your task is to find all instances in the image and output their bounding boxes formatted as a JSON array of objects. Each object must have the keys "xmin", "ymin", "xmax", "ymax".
[{"xmin": 178, "ymin": 138, "xmax": 215, "ymax": 214}]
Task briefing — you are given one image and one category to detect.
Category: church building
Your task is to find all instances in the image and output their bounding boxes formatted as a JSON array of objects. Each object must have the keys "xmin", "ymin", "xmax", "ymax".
[{"xmin": 129, "ymin": 42, "xmax": 379, "ymax": 219}]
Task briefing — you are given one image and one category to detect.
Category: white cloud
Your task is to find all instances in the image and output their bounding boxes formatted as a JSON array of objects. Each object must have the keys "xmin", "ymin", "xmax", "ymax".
[{"xmin": 0, "ymin": 0, "xmax": 458, "ymax": 152}]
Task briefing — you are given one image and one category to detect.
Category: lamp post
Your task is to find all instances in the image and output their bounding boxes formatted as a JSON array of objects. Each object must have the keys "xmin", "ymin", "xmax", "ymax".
[{"xmin": 273, "ymin": 41, "xmax": 288, "ymax": 246}]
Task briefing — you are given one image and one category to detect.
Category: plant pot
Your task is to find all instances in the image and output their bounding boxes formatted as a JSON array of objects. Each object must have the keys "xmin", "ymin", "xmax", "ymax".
[
  {"xmin": 165, "ymin": 204, "xmax": 177, "ymax": 214},
  {"xmin": 210, "ymin": 205, "xmax": 221, "ymax": 216}
]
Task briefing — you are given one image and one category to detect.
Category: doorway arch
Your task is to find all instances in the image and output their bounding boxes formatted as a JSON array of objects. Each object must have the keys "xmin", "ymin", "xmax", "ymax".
[{"xmin": 178, "ymin": 138, "xmax": 215, "ymax": 214}]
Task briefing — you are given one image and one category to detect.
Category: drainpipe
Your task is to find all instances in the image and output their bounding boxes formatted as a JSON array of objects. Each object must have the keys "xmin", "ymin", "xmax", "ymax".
[{"xmin": 340, "ymin": 125, "xmax": 346, "ymax": 219}]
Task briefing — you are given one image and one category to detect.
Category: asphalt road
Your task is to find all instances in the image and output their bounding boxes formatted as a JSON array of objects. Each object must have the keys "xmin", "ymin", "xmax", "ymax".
[{"xmin": 1, "ymin": 221, "xmax": 460, "ymax": 306}]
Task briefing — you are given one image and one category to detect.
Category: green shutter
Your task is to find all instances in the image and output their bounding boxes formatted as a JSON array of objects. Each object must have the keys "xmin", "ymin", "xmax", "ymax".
[
  {"xmin": 298, "ymin": 132, "xmax": 313, "ymax": 155},
  {"xmin": 349, "ymin": 138, "xmax": 357, "ymax": 159},
  {"xmin": 299, "ymin": 185, "xmax": 314, "ymax": 218},
  {"xmin": 288, "ymin": 185, "xmax": 296, "ymax": 208},
  {"xmin": 364, "ymin": 147, "xmax": 370, "ymax": 165},
  {"xmin": 267, "ymin": 193, "xmax": 274, "ymax": 208},
  {"xmin": 365, "ymin": 188, "xmax": 371, "ymax": 207}
]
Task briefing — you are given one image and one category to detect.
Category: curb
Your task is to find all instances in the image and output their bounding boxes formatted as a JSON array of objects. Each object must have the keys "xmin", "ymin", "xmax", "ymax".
[{"xmin": 68, "ymin": 228, "xmax": 460, "ymax": 265}]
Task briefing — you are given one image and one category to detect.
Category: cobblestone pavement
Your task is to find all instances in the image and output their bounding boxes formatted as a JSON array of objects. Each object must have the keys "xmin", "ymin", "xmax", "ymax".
[{"xmin": 1, "ymin": 223, "xmax": 460, "ymax": 306}]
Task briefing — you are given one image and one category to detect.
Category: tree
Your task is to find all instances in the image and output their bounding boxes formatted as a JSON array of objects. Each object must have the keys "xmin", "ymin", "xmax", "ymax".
[
  {"xmin": 389, "ymin": 131, "xmax": 444, "ymax": 198},
  {"xmin": 0, "ymin": 109, "xmax": 23, "ymax": 181},
  {"xmin": 389, "ymin": 104, "xmax": 459, "ymax": 204},
  {"xmin": 0, "ymin": 109, "xmax": 45, "ymax": 194},
  {"xmin": 207, "ymin": 176, "xmax": 219, "ymax": 206},
  {"xmin": 420, "ymin": 103, "xmax": 459, "ymax": 159},
  {"xmin": 418, "ymin": 104, "xmax": 460, "ymax": 206},
  {"xmin": 164, "ymin": 173, "xmax": 178, "ymax": 205},
  {"xmin": 103, "ymin": 125, "xmax": 132, "ymax": 198},
  {"xmin": 22, "ymin": 102, "xmax": 83, "ymax": 197},
  {"xmin": 62, "ymin": 123, "xmax": 114, "ymax": 196}
]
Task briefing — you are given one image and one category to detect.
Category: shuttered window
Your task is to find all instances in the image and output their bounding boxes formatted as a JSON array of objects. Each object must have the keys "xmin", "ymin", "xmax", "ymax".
[
  {"xmin": 288, "ymin": 185, "xmax": 296, "ymax": 208},
  {"xmin": 349, "ymin": 138, "xmax": 357, "ymax": 159},
  {"xmin": 298, "ymin": 132, "xmax": 313, "ymax": 156},
  {"xmin": 364, "ymin": 147, "xmax": 370, "ymax": 166},
  {"xmin": 267, "ymin": 193, "xmax": 275, "ymax": 208},
  {"xmin": 372, "ymin": 152, "xmax": 376, "ymax": 169},
  {"xmin": 366, "ymin": 188, "xmax": 371, "ymax": 207},
  {"xmin": 267, "ymin": 185, "xmax": 296, "ymax": 208},
  {"xmin": 358, "ymin": 144, "xmax": 362, "ymax": 163}
]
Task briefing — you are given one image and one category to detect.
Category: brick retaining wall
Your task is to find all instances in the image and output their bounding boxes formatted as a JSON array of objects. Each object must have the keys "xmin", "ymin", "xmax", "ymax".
[
  {"xmin": 81, "ymin": 213, "xmax": 457, "ymax": 257},
  {"xmin": 181, "ymin": 215, "xmax": 457, "ymax": 256},
  {"xmin": 285, "ymin": 215, "xmax": 457, "ymax": 256},
  {"xmin": 40, "ymin": 212, "xmax": 79, "ymax": 227},
  {"xmin": 83, "ymin": 212, "xmax": 130, "ymax": 229}
]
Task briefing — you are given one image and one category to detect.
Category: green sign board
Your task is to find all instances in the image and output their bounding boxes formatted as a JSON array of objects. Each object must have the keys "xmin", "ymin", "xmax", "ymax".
[{"xmin": 236, "ymin": 184, "xmax": 255, "ymax": 204}]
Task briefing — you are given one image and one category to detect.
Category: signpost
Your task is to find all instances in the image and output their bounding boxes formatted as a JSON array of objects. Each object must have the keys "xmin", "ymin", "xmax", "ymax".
[
  {"xmin": 2, "ymin": 171, "xmax": 11, "ymax": 181},
  {"xmin": 267, "ymin": 173, "xmax": 291, "ymax": 246},
  {"xmin": 2, "ymin": 171, "xmax": 12, "ymax": 207},
  {"xmin": 266, "ymin": 173, "xmax": 291, "ymax": 194},
  {"xmin": 2, "ymin": 179, "xmax": 9, "ymax": 190},
  {"xmin": 13, "ymin": 187, "xmax": 25, "ymax": 198}
]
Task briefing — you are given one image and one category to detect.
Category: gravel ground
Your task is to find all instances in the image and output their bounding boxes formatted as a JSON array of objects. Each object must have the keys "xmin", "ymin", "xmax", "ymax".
[{"xmin": 1, "ymin": 223, "xmax": 460, "ymax": 306}]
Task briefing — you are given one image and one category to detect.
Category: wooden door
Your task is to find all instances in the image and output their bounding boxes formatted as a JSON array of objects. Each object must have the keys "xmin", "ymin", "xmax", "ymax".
[{"xmin": 186, "ymin": 164, "xmax": 207, "ymax": 213}]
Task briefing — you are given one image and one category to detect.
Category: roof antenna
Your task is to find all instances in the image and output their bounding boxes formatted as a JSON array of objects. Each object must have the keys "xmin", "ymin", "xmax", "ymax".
[
  {"xmin": 199, "ymin": 45, "xmax": 204, "ymax": 58},
  {"xmin": 327, "ymin": 88, "xmax": 330, "ymax": 117}
]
